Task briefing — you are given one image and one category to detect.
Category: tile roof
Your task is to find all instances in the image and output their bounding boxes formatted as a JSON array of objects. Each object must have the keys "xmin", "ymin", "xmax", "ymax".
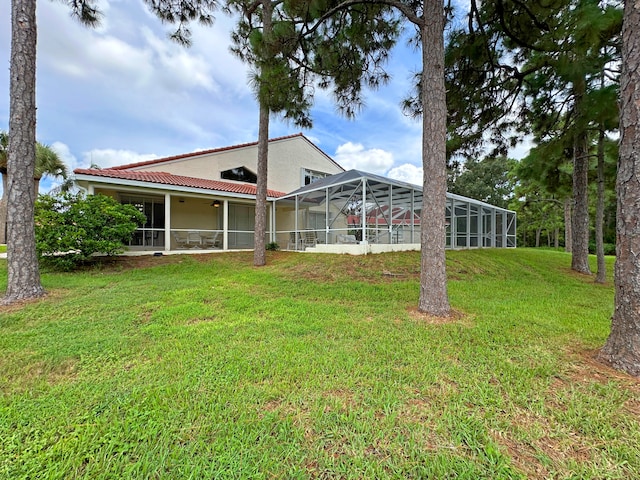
[{"xmin": 73, "ymin": 168, "xmax": 287, "ymax": 198}]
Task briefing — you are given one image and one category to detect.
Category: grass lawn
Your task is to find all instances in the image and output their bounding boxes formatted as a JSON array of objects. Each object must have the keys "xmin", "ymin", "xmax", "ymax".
[{"xmin": 0, "ymin": 249, "xmax": 638, "ymax": 479}]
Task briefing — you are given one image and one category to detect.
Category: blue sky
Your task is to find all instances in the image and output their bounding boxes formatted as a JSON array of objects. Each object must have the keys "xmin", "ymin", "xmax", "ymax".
[{"xmin": 1, "ymin": 1, "xmax": 528, "ymax": 193}]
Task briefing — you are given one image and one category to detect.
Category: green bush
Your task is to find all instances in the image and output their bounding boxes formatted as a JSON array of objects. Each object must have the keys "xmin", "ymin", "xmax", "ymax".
[
  {"xmin": 588, "ymin": 242, "xmax": 616, "ymax": 256},
  {"xmin": 35, "ymin": 192, "xmax": 145, "ymax": 270},
  {"xmin": 266, "ymin": 242, "xmax": 280, "ymax": 251}
]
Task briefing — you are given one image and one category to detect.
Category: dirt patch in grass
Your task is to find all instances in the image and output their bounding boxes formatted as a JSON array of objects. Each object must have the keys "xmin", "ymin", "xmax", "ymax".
[
  {"xmin": 0, "ymin": 288, "xmax": 71, "ymax": 314},
  {"xmin": 406, "ymin": 307, "xmax": 470, "ymax": 326},
  {"xmin": 564, "ymin": 348, "xmax": 640, "ymax": 390},
  {"xmin": 490, "ymin": 347, "xmax": 640, "ymax": 479},
  {"xmin": 491, "ymin": 406, "xmax": 598, "ymax": 480},
  {"xmin": 95, "ymin": 254, "xmax": 191, "ymax": 271},
  {"xmin": 275, "ymin": 252, "xmax": 420, "ymax": 284}
]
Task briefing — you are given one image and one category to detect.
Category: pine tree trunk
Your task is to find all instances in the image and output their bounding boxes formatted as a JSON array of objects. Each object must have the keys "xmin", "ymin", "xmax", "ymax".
[
  {"xmin": 535, "ymin": 227, "xmax": 541, "ymax": 247},
  {"xmin": 253, "ymin": 0, "xmax": 272, "ymax": 268},
  {"xmin": 3, "ymin": 0, "xmax": 45, "ymax": 305},
  {"xmin": 564, "ymin": 197, "xmax": 572, "ymax": 252},
  {"xmin": 599, "ymin": 0, "xmax": 640, "ymax": 377},
  {"xmin": 0, "ymin": 173, "xmax": 7, "ymax": 244},
  {"xmin": 571, "ymin": 121, "xmax": 591, "ymax": 274},
  {"xmin": 253, "ymin": 102, "xmax": 269, "ymax": 267},
  {"xmin": 595, "ymin": 128, "xmax": 606, "ymax": 284},
  {"xmin": 418, "ymin": 0, "xmax": 450, "ymax": 317},
  {"xmin": 554, "ymin": 227, "xmax": 559, "ymax": 249}
]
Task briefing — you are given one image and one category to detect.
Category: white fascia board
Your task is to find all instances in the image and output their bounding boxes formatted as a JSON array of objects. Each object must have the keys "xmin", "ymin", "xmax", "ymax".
[
  {"xmin": 446, "ymin": 191, "xmax": 516, "ymax": 214},
  {"xmin": 73, "ymin": 173, "xmax": 279, "ymax": 201}
]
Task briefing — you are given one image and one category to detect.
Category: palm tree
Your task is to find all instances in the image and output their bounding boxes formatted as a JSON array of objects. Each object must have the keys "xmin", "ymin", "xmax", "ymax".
[{"xmin": 0, "ymin": 130, "xmax": 69, "ymax": 243}]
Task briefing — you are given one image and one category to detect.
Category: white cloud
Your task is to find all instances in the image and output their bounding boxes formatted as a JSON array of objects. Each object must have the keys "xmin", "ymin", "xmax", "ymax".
[
  {"xmin": 38, "ymin": 3, "xmax": 217, "ymax": 94},
  {"xmin": 140, "ymin": 27, "xmax": 217, "ymax": 92},
  {"xmin": 82, "ymin": 149, "xmax": 159, "ymax": 169},
  {"xmin": 50, "ymin": 143, "xmax": 159, "ymax": 172},
  {"xmin": 51, "ymin": 142, "xmax": 81, "ymax": 171},
  {"xmin": 334, "ymin": 142, "xmax": 394, "ymax": 175},
  {"xmin": 387, "ymin": 163, "xmax": 423, "ymax": 186}
]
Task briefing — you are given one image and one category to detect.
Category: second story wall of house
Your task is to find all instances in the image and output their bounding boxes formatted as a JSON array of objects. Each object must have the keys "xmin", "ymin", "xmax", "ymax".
[{"xmin": 124, "ymin": 135, "xmax": 344, "ymax": 195}]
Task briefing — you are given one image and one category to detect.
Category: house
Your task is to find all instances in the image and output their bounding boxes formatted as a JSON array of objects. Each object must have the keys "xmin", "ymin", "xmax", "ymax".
[{"xmin": 73, "ymin": 133, "xmax": 516, "ymax": 254}]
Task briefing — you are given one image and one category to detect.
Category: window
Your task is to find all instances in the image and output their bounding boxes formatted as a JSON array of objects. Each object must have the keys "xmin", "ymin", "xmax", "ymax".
[
  {"xmin": 120, "ymin": 195, "xmax": 165, "ymax": 247},
  {"xmin": 221, "ymin": 167, "xmax": 257, "ymax": 183},
  {"xmin": 303, "ymin": 168, "xmax": 329, "ymax": 186}
]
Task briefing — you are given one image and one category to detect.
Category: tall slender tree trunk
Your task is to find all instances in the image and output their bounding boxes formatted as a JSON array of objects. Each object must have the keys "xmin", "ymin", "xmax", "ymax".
[
  {"xmin": 554, "ymin": 227, "xmax": 559, "ymax": 249},
  {"xmin": 0, "ymin": 174, "xmax": 7, "ymax": 244},
  {"xmin": 253, "ymin": 0, "xmax": 273, "ymax": 267},
  {"xmin": 3, "ymin": 0, "xmax": 45, "ymax": 305},
  {"xmin": 595, "ymin": 127, "xmax": 606, "ymax": 284},
  {"xmin": 599, "ymin": 0, "xmax": 640, "ymax": 377},
  {"xmin": 253, "ymin": 102, "xmax": 269, "ymax": 267},
  {"xmin": 564, "ymin": 197, "xmax": 572, "ymax": 252},
  {"xmin": 253, "ymin": 0, "xmax": 272, "ymax": 268},
  {"xmin": 571, "ymin": 117, "xmax": 591, "ymax": 274},
  {"xmin": 418, "ymin": 0, "xmax": 450, "ymax": 317}
]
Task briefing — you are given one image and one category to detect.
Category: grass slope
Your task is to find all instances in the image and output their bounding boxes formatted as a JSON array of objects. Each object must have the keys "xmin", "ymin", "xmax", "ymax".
[{"xmin": 0, "ymin": 249, "xmax": 637, "ymax": 479}]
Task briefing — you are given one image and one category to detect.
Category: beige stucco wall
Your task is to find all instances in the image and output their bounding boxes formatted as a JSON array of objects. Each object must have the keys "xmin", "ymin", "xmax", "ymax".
[
  {"xmin": 131, "ymin": 136, "xmax": 343, "ymax": 194},
  {"xmin": 171, "ymin": 197, "xmax": 220, "ymax": 230}
]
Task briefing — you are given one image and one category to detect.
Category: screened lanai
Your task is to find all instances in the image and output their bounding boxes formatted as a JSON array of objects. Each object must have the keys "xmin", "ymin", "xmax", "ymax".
[{"xmin": 273, "ymin": 170, "xmax": 516, "ymax": 253}]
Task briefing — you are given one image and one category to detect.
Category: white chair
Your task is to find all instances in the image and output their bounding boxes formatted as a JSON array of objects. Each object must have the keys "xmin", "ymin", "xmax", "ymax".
[
  {"xmin": 173, "ymin": 232, "xmax": 189, "ymax": 249},
  {"xmin": 201, "ymin": 232, "xmax": 220, "ymax": 249},
  {"xmin": 337, "ymin": 234, "xmax": 357, "ymax": 244}
]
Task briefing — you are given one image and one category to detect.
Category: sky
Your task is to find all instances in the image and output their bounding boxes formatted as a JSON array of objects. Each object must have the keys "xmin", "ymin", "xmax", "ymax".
[{"xmin": 1, "ymin": 0, "xmax": 529, "ymax": 193}]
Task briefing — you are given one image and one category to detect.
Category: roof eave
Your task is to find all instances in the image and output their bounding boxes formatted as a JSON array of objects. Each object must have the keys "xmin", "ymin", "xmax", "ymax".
[{"xmin": 73, "ymin": 173, "xmax": 280, "ymax": 201}]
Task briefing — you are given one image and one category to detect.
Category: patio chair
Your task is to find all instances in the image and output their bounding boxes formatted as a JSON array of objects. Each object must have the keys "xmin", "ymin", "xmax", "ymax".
[
  {"xmin": 301, "ymin": 231, "xmax": 317, "ymax": 250},
  {"xmin": 287, "ymin": 232, "xmax": 300, "ymax": 250},
  {"xmin": 187, "ymin": 231, "xmax": 202, "ymax": 248},
  {"xmin": 201, "ymin": 232, "xmax": 220, "ymax": 249},
  {"xmin": 172, "ymin": 232, "xmax": 189, "ymax": 249},
  {"xmin": 337, "ymin": 234, "xmax": 357, "ymax": 244}
]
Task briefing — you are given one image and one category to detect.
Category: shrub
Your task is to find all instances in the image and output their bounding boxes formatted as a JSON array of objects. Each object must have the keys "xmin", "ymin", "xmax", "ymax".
[
  {"xmin": 266, "ymin": 242, "xmax": 280, "ymax": 251},
  {"xmin": 35, "ymin": 192, "xmax": 146, "ymax": 270},
  {"xmin": 588, "ymin": 242, "xmax": 616, "ymax": 256}
]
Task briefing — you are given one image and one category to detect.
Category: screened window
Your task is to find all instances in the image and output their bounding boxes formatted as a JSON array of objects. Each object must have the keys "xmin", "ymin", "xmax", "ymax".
[
  {"xmin": 120, "ymin": 195, "xmax": 165, "ymax": 247},
  {"xmin": 303, "ymin": 168, "xmax": 329, "ymax": 186},
  {"xmin": 221, "ymin": 167, "xmax": 257, "ymax": 183}
]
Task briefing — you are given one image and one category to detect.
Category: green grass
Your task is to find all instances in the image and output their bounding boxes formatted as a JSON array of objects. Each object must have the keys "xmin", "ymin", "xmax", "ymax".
[
  {"xmin": 0, "ymin": 244, "xmax": 5, "ymax": 254},
  {"xmin": 0, "ymin": 249, "xmax": 637, "ymax": 479}
]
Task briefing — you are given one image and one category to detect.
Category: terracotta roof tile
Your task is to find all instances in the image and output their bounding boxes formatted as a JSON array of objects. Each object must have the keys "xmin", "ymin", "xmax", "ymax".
[{"xmin": 73, "ymin": 168, "xmax": 286, "ymax": 198}]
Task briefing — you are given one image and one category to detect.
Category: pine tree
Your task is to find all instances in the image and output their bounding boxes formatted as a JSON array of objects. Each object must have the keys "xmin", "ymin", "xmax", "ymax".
[
  {"xmin": 228, "ymin": 0, "xmax": 399, "ymax": 266},
  {"xmin": 3, "ymin": 0, "xmax": 217, "ymax": 305},
  {"xmin": 599, "ymin": 0, "xmax": 640, "ymax": 377},
  {"xmin": 445, "ymin": 0, "xmax": 621, "ymax": 274}
]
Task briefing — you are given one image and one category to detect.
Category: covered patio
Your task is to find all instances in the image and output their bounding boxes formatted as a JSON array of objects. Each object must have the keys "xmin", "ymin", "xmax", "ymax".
[{"xmin": 273, "ymin": 170, "xmax": 516, "ymax": 254}]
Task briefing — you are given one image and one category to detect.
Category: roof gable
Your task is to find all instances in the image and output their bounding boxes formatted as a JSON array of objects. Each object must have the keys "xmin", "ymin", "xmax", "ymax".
[{"xmin": 108, "ymin": 133, "xmax": 342, "ymax": 172}]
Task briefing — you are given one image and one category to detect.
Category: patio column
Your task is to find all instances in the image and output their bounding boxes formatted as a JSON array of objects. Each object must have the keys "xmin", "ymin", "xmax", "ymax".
[
  {"xmin": 164, "ymin": 193, "xmax": 171, "ymax": 252},
  {"xmin": 325, "ymin": 187, "xmax": 330, "ymax": 243},
  {"xmin": 270, "ymin": 201, "xmax": 276, "ymax": 243},
  {"xmin": 502, "ymin": 211, "xmax": 508, "ymax": 248},
  {"xmin": 491, "ymin": 208, "xmax": 497, "ymax": 247},
  {"xmin": 223, "ymin": 199, "xmax": 229, "ymax": 250},
  {"xmin": 361, "ymin": 178, "xmax": 366, "ymax": 243},
  {"xmin": 411, "ymin": 191, "xmax": 415, "ymax": 243},
  {"xmin": 388, "ymin": 185, "xmax": 393, "ymax": 243},
  {"xmin": 467, "ymin": 204, "xmax": 472, "ymax": 248}
]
